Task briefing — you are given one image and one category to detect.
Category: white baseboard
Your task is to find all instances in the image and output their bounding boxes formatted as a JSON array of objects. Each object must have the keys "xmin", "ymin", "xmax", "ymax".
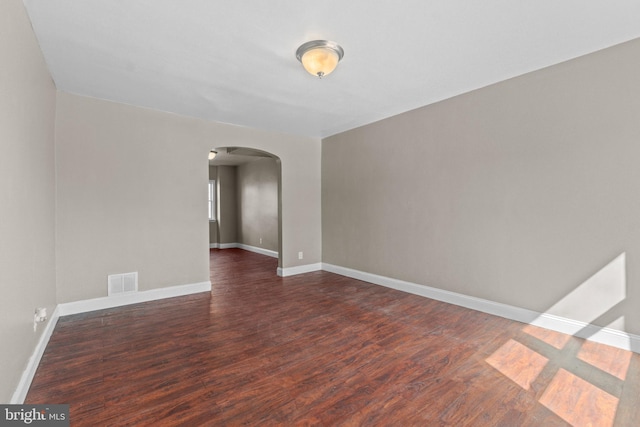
[
  {"xmin": 236, "ymin": 244, "xmax": 278, "ymax": 258},
  {"xmin": 11, "ymin": 280, "xmax": 212, "ymax": 403},
  {"xmin": 58, "ymin": 281, "xmax": 212, "ymax": 316},
  {"xmin": 218, "ymin": 243, "xmax": 237, "ymax": 249},
  {"xmin": 215, "ymin": 242, "xmax": 278, "ymax": 258},
  {"xmin": 528, "ymin": 313, "xmax": 640, "ymax": 353},
  {"xmin": 209, "ymin": 243, "xmax": 218, "ymax": 249},
  {"xmin": 322, "ymin": 263, "xmax": 640, "ymax": 354},
  {"xmin": 11, "ymin": 306, "xmax": 61, "ymax": 404},
  {"xmin": 278, "ymin": 263, "xmax": 322, "ymax": 277}
]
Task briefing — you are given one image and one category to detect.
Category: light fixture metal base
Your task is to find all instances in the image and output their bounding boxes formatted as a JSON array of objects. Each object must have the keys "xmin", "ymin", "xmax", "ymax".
[{"xmin": 295, "ymin": 40, "xmax": 344, "ymax": 63}]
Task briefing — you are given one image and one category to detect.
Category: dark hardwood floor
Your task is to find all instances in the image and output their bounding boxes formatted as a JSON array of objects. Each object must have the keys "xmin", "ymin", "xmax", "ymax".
[{"xmin": 27, "ymin": 249, "xmax": 640, "ymax": 426}]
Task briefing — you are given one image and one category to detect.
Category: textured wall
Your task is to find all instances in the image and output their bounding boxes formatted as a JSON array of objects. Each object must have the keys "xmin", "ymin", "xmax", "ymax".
[
  {"xmin": 323, "ymin": 39, "xmax": 640, "ymax": 335},
  {"xmin": 0, "ymin": 0, "xmax": 57, "ymax": 402},
  {"xmin": 208, "ymin": 165, "xmax": 218, "ymax": 245},
  {"xmin": 217, "ymin": 166, "xmax": 237, "ymax": 245},
  {"xmin": 55, "ymin": 92, "xmax": 321, "ymax": 302},
  {"xmin": 237, "ymin": 158, "xmax": 279, "ymax": 252}
]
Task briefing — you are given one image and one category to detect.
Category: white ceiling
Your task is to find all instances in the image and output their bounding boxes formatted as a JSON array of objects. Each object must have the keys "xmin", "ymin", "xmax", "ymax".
[{"xmin": 23, "ymin": 0, "xmax": 640, "ymax": 139}]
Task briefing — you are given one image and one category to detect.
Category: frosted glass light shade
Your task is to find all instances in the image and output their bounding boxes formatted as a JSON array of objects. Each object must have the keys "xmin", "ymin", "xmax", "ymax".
[
  {"xmin": 296, "ymin": 40, "xmax": 344, "ymax": 78},
  {"xmin": 301, "ymin": 47, "xmax": 339, "ymax": 77}
]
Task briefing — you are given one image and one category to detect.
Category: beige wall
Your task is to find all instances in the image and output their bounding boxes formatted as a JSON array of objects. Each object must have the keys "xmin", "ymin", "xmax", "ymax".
[
  {"xmin": 55, "ymin": 92, "xmax": 321, "ymax": 302},
  {"xmin": 209, "ymin": 221, "xmax": 218, "ymax": 246},
  {"xmin": 323, "ymin": 38, "xmax": 640, "ymax": 336},
  {"xmin": 217, "ymin": 166, "xmax": 237, "ymax": 245},
  {"xmin": 208, "ymin": 165, "xmax": 218, "ymax": 245},
  {"xmin": 237, "ymin": 158, "xmax": 279, "ymax": 252},
  {"xmin": 0, "ymin": 0, "xmax": 57, "ymax": 402},
  {"xmin": 55, "ymin": 93, "xmax": 210, "ymax": 302}
]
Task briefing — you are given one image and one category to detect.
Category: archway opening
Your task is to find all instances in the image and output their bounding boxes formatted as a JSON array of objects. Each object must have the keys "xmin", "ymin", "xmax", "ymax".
[{"xmin": 207, "ymin": 146, "xmax": 282, "ymax": 273}]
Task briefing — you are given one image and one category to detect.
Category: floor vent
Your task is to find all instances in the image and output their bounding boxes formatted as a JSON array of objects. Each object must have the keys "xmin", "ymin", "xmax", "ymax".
[{"xmin": 108, "ymin": 272, "xmax": 138, "ymax": 296}]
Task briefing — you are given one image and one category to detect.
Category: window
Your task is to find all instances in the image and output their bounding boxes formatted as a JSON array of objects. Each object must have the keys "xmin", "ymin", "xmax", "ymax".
[{"xmin": 208, "ymin": 180, "xmax": 216, "ymax": 221}]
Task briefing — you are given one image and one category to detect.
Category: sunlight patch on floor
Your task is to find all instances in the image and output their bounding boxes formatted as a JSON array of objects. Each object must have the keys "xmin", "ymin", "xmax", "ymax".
[
  {"xmin": 539, "ymin": 368, "xmax": 618, "ymax": 427},
  {"xmin": 486, "ymin": 253, "xmax": 632, "ymax": 426},
  {"xmin": 522, "ymin": 324, "xmax": 571, "ymax": 350},
  {"xmin": 485, "ymin": 339, "xmax": 548, "ymax": 390},
  {"xmin": 577, "ymin": 340, "xmax": 632, "ymax": 381}
]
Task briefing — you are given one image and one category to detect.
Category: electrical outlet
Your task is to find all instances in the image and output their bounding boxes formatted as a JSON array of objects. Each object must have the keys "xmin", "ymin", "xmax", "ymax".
[
  {"xmin": 34, "ymin": 307, "xmax": 47, "ymax": 322},
  {"xmin": 259, "ymin": 238, "xmax": 262, "ymax": 244},
  {"xmin": 34, "ymin": 307, "xmax": 47, "ymax": 331},
  {"xmin": 298, "ymin": 251, "xmax": 303, "ymax": 260}
]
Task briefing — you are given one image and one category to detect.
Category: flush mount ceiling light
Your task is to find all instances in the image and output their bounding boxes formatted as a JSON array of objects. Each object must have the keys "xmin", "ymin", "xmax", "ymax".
[
  {"xmin": 296, "ymin": 40, "xmax": 344, "ymax": 78},
  {"xmin": 208, "ymin": 150, "xmax": 217, "ymax": 160}
]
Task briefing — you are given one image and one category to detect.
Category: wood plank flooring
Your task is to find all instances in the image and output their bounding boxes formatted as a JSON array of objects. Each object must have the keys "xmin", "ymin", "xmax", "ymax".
[{"xmin": 26, "ymin": 249, "xmax": 640, "ymax": 426}]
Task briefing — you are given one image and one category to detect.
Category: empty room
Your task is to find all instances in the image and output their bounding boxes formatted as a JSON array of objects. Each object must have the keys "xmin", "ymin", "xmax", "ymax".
[{"xmin": 2, "ymin": 1, "xmax": 640, "ymax": 425}]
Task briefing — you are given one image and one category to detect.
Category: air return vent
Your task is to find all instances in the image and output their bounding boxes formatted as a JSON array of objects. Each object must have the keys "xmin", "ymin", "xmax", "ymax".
[{"xmin": 108, "ymin": 272, "xmax": 138, "ymax": 296}]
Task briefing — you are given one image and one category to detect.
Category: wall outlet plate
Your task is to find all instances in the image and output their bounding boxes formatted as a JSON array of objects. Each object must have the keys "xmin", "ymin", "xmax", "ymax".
[{"xmin": 34, "ymin": 307, "xmax": 47, "ymax": 322}]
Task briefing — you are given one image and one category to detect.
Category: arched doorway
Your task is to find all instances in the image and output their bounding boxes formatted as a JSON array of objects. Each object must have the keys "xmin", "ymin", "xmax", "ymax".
[{"xmin": 208, "ymin": 146, "xmax": 282, "ymax": 272}]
